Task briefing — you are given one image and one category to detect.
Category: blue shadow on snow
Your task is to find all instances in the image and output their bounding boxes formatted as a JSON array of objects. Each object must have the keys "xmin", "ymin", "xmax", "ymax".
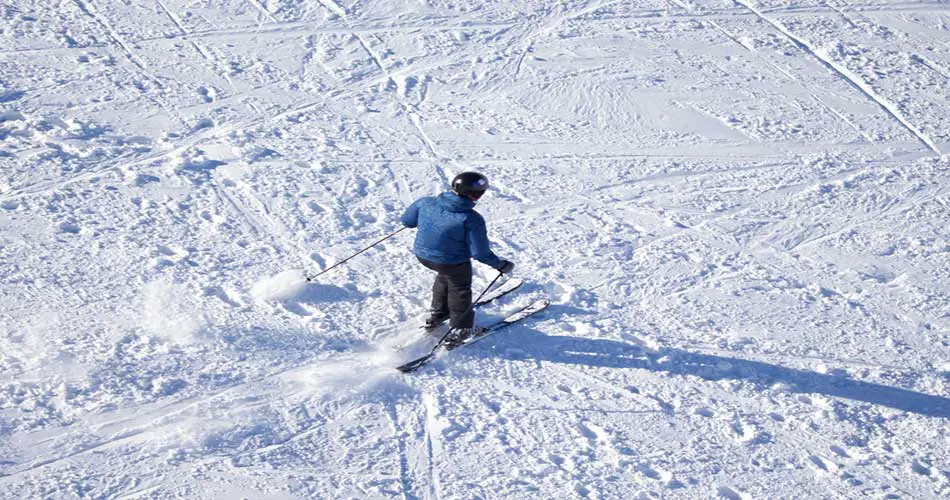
[{"xmin": 482, "ymin": 327, "xmax": 950, "ymax": 419}]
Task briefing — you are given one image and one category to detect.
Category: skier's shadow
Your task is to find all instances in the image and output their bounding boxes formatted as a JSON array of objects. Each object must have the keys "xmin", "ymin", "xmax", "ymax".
[{"xmin": 480, "ymin": 325, "xmax": 950, "ymax": 419}]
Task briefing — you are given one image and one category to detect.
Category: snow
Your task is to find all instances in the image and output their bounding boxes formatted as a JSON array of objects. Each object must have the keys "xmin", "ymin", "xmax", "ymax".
[
  {"xmin": 251, "ymin": 269, "xmax": 309, "ymax": 302},
  {"xmin": 1, "ymin": 0, "xmax": 948, "ymax": 498}
]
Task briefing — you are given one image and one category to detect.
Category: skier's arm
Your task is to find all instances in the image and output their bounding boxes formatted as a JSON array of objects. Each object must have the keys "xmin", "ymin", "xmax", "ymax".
[
  {"xmin": 467, "ymin": 214, "xmax": 503, "ymax": 269},
  {"xmin": 401, "ymin": 199, "xmax": 421, "ymax": 228}
]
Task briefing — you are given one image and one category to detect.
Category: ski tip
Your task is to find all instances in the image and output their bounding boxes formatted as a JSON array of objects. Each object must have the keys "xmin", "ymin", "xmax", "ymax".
[
  {"xmin": 527, "ymin": 298, "xmax": 551, "ymax": 309},
  {"xmin": 504, "ymin": 278, "xmax": 525, "ymax": 289}
]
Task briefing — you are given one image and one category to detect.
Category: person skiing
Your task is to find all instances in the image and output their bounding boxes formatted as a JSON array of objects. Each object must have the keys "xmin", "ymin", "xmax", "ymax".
[{"xmin": 400, "ymin": 171, "xmax": 515, "ymax": 343}]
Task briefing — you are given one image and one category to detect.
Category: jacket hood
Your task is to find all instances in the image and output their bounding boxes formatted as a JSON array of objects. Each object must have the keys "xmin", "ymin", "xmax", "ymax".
[{"xmin": 437, "ymin": 192, "xmax": 476, "ymax": 213}]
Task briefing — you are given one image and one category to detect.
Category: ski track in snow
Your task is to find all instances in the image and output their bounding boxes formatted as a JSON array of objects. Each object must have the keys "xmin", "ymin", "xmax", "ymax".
[
  {"xmin": 732, "ymin": 0, "xmax": 941, "ymax": 155},
  {"xmin": 1, "ymin": 0, "xmax": 949, "ymax": 498}
]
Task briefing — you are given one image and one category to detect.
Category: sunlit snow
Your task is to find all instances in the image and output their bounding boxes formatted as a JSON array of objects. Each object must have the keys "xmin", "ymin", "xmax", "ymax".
[{"xmin": 1, "ymin": 1, "xmax": 948, "ymax": 499}]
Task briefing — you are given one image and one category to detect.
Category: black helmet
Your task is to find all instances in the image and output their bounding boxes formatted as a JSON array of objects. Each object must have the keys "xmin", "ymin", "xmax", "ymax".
[{"xmin": 451, "ymin": 171, "xmax": 490, "ymax": 199}]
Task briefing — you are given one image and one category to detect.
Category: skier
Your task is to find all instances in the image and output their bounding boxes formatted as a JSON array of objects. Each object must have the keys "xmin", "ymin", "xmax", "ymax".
[{"xmin": 400, "ymin": 171, "xmax": 515, "ymax": 344}]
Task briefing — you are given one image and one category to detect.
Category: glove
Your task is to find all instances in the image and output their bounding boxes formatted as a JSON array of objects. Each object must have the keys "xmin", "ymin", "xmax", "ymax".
[{"xmin": 496, "ymin": 260, "xmax": 515, "ymax": 274}]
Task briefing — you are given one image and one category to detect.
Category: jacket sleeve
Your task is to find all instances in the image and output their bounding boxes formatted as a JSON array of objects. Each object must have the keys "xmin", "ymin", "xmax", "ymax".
[
  {"xmin": 467, "ymin": 213, "xmax": 503, "ymax": 268},
  {"xmin": 401, "ymin": 199, "xmax": 421, "ymax": 228}
]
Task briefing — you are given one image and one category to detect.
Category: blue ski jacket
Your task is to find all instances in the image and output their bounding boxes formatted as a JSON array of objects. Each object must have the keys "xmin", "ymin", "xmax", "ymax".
[{"xmin": 400, "ymin": 192, "xmax": 503, "ymax": 268}]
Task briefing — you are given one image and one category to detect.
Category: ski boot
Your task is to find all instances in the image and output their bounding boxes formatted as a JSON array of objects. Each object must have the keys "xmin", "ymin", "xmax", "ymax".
[
  {"xmin": 443, "ymin": 326, "xmax": 487, "ymax": 348},
  {"xmin": 423, "ymin": 312, "xmax": 450, "ymax": 333}
]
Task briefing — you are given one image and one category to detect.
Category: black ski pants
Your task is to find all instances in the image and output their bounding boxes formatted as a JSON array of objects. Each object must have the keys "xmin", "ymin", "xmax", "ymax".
[{"xmin": 418, "ymin": 257, "xmax": 473, "ymax": 329}]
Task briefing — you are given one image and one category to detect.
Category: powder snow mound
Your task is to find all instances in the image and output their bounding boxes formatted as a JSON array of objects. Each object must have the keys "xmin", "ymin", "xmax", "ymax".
[
  {"xmin": 251, "ymin": 270, "xmax": 309, "ymax": 302},
  {"xmin": 251, "ymin": 270, "xmax": 353, "ymax": 304}
]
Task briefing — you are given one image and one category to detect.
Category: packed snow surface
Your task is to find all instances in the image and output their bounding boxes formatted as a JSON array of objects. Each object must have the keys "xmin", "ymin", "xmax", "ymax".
[{"xmin": 1, "ymin": 0, "xmax": 948, "ymax": 498}]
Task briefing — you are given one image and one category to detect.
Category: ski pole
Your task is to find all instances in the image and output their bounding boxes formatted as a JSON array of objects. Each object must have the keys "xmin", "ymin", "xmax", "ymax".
[
  {"xmin": 434, "ymin": 270, "xmax": 504, "ymax": 345},
  {"xmin": 305, "ymin": 226, "xmax": 408, "ymax": 282},
  {"xmin": 473, "ymin": 271, "xmax": 505, "ymax": 308}
]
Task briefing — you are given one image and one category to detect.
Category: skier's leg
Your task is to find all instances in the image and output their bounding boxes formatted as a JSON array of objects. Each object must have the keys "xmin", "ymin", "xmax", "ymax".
[
  {"xmin": 431, "ymin": 272, "xmax": 450, "ymax": 319},
  {"xmin": 418, "ymin": 257, "xmax": 449, "ymax": 325},
  {"xmin": 444, "ymin": 261, "xmax": 474, "ymax": 329}
]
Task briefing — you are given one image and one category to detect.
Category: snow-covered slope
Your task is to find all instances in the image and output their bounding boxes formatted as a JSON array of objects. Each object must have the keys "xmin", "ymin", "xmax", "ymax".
[{"xmin": 1, "ymin": 0, "xmax": 948, "ymax": 498}]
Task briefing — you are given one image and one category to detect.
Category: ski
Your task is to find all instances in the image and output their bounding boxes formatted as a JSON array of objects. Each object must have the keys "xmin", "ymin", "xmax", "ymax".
[
  {"xmin": 469, "ymin": 278, "xmax": 523, "ymax": 310},
  {"xmin": 449, "ymin": 298, "xmax": 550, "ymax": 349},
  {"xmin": 476, "ymin": 277, "xmax": 523, "ymax": 307},
  {"xmin": 396, "ymin": 298, "xmax": 550, "ymax": 373}
]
